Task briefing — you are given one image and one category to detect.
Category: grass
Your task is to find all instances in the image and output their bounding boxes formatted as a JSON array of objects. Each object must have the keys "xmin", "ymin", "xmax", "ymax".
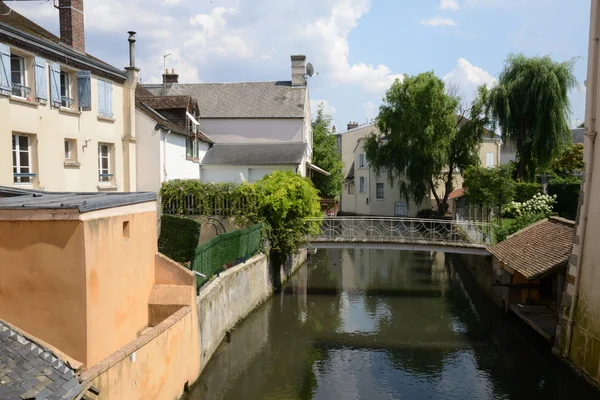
[{"xmin": 501, "ymin": 218, "xmax": 516, "ymax": 228}]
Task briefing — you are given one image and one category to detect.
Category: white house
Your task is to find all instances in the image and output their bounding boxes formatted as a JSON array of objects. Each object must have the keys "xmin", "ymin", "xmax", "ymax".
[
  {"xmin": 144, "ymin": 55, "xmax": 324, "ymax": 184},
  {"xmin": 135, "ymin": 86, "xmax": 213, "ymax": 192}
]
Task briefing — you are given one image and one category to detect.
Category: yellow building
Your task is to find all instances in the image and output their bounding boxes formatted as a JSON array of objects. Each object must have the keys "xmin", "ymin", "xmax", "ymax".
[{"xmin": 0, "ymin": 1, "xmax": 138, "ymax": 192}]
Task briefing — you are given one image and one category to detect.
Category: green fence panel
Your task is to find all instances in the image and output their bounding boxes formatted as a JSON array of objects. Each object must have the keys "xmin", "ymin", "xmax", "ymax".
[{"xmin": 192, "ymin": 223, "xmax": 263, "ymax": 289}]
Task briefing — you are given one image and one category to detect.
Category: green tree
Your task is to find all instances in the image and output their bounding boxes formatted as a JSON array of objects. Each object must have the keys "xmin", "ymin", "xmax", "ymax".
[
  {"xmin": 311, "ymin": 104, "xmax": 344, "ymax": 199},
  {"xmin": 364, "ymin": 72, "xmax": 490, "ymax": 213},
  {"xmin": 488, "ymin": 54, "xmax": 578, "ymax": 181},
  {"xmin": 463, "ymin": 164, "xmax": 516, "ymax": 222},
  {"xmin": 550, "ymin": 143, "xmax": 584, "ymax": 178}
]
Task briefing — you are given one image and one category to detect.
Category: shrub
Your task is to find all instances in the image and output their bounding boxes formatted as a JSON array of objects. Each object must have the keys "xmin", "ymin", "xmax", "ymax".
[
  {"xmin": 502, "ymin": 193, "xmax": 556, "ymax": 219},
  {"xmin": 158, "ymin": 215, "xmax": 201, "ymax": 263},
  {"xmin": 416, "ymin": 209, "xmax": 437, "ymax": 219},
  {"xmin": 495, "ymin": 213, "xmax": 546, "ymax": 243},
  {"xmin": 514, "ymin": 181, "xmax": 543, "ymax": 203},
  {"xmin": 548, "ymin": 177, "xmax": 581, "ymax": 220}
]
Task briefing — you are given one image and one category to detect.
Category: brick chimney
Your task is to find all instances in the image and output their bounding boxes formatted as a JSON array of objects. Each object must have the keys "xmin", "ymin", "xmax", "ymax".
[
  {"xmin": 58, "ymin": 0, "xmax": 85, "ymax": 52},
  {"xmin": 162, "ymin": 69, "xmax": 179, "ymax": 85},
  {"xmin": 347, "ymin": 121, "xmax": 359, "ymax": 131},
  {"xmin": 291, "ymin": 55, "xmax": 306, "ymax": 87}
]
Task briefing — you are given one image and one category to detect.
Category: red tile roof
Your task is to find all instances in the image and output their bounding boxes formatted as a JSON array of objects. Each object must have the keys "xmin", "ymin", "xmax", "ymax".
[{"xmin": 488, "ymin": 217, "xmax": 575, "ymax": 279}]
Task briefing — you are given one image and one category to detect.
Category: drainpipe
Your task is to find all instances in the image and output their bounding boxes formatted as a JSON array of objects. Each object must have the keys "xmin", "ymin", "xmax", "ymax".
[
  {"xmin": 162, "ymin": 130, "xmax": 171, "ymax": 182},
  {"xmin": 564, "ymin": 0, "xmax": 599, "ymax": 358}
]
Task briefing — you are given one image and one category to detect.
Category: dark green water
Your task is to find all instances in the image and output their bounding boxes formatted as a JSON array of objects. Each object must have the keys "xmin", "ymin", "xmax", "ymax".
[{"xmin": 186, "ymin": 249, "xmax": 600, "ymax": 400}]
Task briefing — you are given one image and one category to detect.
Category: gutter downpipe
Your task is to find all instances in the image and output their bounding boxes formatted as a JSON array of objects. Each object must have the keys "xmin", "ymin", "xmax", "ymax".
[
  {"xmin": 564, "ymin": 0, "xmax": 599, "ymax": 359},
  {"xmin": 162, "ymin": 130, "xmax": 172, "ymax": 182}
]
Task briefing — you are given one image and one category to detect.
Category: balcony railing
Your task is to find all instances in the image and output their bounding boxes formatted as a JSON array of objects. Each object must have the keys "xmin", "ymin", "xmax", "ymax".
[
  {"xmin": 13, "ymin": 172, "xmax": 36, "ymax": 184},
  {"xmin": 11, "ymin": 83, "xmax": 31, "ymax": 99},
  {"xmin": 61, "ymin": 96, "xmax": 75, "ymax": 108}
]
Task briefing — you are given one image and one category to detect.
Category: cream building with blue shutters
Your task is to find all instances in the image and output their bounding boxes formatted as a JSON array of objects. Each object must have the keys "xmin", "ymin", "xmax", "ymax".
[{"xmin": 0, "ymin": 1, "xmax": 138, "ymax": 192}]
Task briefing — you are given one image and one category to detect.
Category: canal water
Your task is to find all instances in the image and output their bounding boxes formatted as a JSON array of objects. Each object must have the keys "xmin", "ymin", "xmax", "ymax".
[{"xmin": 186, "ymin": 249, "xmax": 600, "ymax": 400}]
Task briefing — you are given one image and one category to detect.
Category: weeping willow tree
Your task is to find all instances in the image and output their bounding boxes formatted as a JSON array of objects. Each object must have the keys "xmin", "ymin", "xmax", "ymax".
[{"xmin": 489, "ymin": 54, "xmax": 578, "ymax": 181}]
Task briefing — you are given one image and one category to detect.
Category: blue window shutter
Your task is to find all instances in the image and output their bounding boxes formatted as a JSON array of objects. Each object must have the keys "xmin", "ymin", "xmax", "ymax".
[
  {"xmin": 34, "ymin": 57, "xmax": 47, "ymax": 101},
  {"xmin": 49, "ymin": 62, "xmax": 61, "ymax": 106},
  {"xmin": 98, "ymin": 80, "xmax": 106, "ymax": 116},
  {"xmin": 77, "ymin": 71, "xmax": 91, "ymax": 110},
  {"xmin": 0, "ymin": 43, "xmax": 11, "ymax": 92},
  {"xmin": 105, "ymin": 81, "xmax": 113, "ymax": 118}
]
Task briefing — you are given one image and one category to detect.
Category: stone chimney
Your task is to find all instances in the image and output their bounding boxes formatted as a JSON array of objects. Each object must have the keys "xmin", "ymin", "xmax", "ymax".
[
  {"xmin": 58, "ymin": 0, "xmax": 85, "ymax": 52},
  {"xmin": 291, "ymin": 55, "xmax": 306, "ymax": 87},
  {"xmin": 163, "ymin": 69, "xmax": 179, "ymax": 85},
  {"xmin": 347, "ymin": 121, "xmax": 359, "ymax": 131}
]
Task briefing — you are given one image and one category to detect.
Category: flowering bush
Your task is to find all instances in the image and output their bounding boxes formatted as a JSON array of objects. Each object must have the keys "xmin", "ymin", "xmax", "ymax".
[{"xmin": 503, "ymin": 193, "xmax": 557, "ymax": 219}]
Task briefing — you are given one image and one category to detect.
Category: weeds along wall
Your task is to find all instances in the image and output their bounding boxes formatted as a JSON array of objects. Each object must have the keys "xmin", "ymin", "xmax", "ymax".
[{"xmin": 158, "ymin": 215, "xmax": 201, "ymax": 263}]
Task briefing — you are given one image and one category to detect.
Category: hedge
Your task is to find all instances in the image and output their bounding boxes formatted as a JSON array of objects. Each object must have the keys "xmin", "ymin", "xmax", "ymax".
[
  {"xmin": 548, "ymin": 178, "xmax": 581, "ymax": 220},
  {"xmin": 158, "ymin": 215, "xmax": 201, "ymax": 263},
  {"xmin": 192, "ymin": 223, "xmax": 263, "ymax": 287},
  {"xmin": 514, "ymin": 181, "xmax": 543, "ymax": 203}
]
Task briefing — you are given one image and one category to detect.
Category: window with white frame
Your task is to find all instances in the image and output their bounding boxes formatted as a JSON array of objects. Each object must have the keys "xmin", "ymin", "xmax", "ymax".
[
  {"xmin": 376, "ymin": 183, "xmax": 384, "ymax": 200},
  {"xmin": 12, "ymin": 134, "xmax": 34, "ymax": 184},
  {"xmin": 98, "ymin": 143, "xmax": 113, "ymax": 183},
  {"xmin": 186, "ymin": 137, "xmax": 193, "ymax": 159},
  {"xmin": 395, "ymin": 201, "xmax": 408, "ymax": 217},
  {"xmin": 486, "ymin": 152, "xmax": 494, "ymax": 168},
  {"xmin": 10, "ymin": 54, "xmax": 28, "ymax": 98},
  {"xmin": 359, "ymin": 176, "xmax": 366, "ymax": 193},
  {"xmin": 60, "ymin": 71, "xmax": 73, "ymax": 108},
  {"xmin": 359, "ymin": 153, "xmax": 366, "ymax": 168},
  {"xmin": 64, "ymin": 138, "xmax": 77, "ymax": 163}
]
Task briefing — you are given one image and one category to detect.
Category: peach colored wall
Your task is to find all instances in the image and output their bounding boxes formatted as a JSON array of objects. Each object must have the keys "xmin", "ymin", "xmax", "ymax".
[
  {"xmin": 83, "ymin": 306, "xmax": 201, "ymax": 400},
  {"xmin": 155, "ymin": 253, "xmax": 196, "ymax": 287},
  {"xmin": 0, "ymin": 220, "xmax": 87, "ymax": 364},
  {"xmin": 84, "ymin": 210, "xmax": 157, "ymax": 367}
]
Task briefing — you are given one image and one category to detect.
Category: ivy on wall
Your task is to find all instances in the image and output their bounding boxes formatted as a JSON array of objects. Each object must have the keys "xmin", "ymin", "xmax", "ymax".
[{"xmin": 158, "ymin": 215, "xmax": 201, "ymax": 263}]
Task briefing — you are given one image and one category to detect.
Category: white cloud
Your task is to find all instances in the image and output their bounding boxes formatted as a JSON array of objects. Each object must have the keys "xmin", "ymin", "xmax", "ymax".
[
  {"xmin": 311, "ymin": 99, "xmax": 337, "ymax": 118},
  {"xmin": 361, "ymin": 101, "xmax": 378, "ymax": 120},
  {"xmin": 421, "ymin": 17, "xmax": 458, "ymax": 27},
  {"xmin": 443, "ymin": 58, "xmax": 497, "ymax": 103},
  {"xmin": 9, "ymin": 0, "xmax": 401, "ymax": 94},
  {"xmin": 440, "ymin": 0, "xmax": 460, "ymax": 11}
]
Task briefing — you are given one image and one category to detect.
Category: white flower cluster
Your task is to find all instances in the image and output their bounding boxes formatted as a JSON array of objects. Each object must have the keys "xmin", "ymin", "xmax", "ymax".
[{"xmin": 503, "ymin": 193, "xmax": 557, "ymax": 218}]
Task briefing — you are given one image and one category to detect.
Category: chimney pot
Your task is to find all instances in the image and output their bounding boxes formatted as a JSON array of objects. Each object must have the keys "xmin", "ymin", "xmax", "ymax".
[
  {"xmin": 127, "ymin": 31, "xmax": 136, "ymax": 69},
  {"xmin": 291, "ymin": 55, "xmax": 307, "ymax": 87},
  {"xmin": 59, "ymin": 0, "xmax": 85, "ymax": 52},
  {"xmin": 347, "ymin": 121, "xmax": 359, "ymax": 131},
  {"xmin": 163, "ymin": 69, "xmax": 179, "ymax": 86}
]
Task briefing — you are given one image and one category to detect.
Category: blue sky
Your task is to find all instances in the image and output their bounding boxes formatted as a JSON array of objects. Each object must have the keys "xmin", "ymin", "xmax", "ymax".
[{"xmin": 12, "ymin": 0, "xmax": 590, "ymax": 131}]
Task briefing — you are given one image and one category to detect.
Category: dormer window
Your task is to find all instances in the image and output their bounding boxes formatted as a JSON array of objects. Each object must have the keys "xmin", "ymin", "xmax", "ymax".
[{"xmin": 10, "ymin": 54, "xmax": 28, "ymax": 98}]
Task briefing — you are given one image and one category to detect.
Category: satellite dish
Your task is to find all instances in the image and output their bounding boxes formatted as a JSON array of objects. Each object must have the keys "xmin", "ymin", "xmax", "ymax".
[{"xmin": 306, "ymin": 62, "xmax": 315, "ymax": 77}]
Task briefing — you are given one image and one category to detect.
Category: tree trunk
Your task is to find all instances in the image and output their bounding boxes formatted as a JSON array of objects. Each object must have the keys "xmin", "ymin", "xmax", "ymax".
[
  {"xmin": 516, "ymin": 125, "xmax": 527, "ymax": 180},
  {"xmin": 429, "ymin": 179, "xmax": 443, "ymax": 213}
]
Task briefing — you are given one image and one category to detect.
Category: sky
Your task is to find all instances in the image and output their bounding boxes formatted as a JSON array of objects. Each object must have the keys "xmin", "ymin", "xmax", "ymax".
[{"xmin": 10, "ymin": 0, "xmax": 591, "ymax": 131}]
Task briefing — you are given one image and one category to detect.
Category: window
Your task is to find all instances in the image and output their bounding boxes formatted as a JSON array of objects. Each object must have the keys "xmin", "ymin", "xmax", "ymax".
[
  {"xmin": 359, "ymin": 177, "xmax": 366, "ymax": 193},
  {"xmin": 60, "ymin": 71, "xmax": 73, "ymax": 108},
  {"xmin": 98, "ymin": 143, "xmax": 113, "ymax": 183},
  {"xmin": 376, "ymin": 183, "xmax": 384, "ymax": 200},
  {"xmin": 359, "ymin": 153, "xmax": 366, "ymax": 168},
  {"xmin": 395, "ymin": 201, "xmax": 408, "ymax": 217},
  {"xmin": 64, "ymin": 138, "xmax": 77, "ymax": 163},
  {"xmin": 486, "ymin": 152, "xmax": 494, "ymax": 168},
  {"xmin": 186, "ymin": 137, "xmax": 193, "ymax": 159},
  {"xmin": 193, "ymin": 137, "xmax": 199, "ymax": 160},
  {"xmin": 10, "ymin": 54, "xmax": 28, "ymax": 98},
  {"xmin": 12, "ymin": 134, "xmax": 34, "ymax": 184}
]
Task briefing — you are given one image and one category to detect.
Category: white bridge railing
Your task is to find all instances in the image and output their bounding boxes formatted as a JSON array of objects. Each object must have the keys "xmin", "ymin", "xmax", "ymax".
[{"xmin": 308, "ymin": 217, "xmax": 492, "ymax": 247}]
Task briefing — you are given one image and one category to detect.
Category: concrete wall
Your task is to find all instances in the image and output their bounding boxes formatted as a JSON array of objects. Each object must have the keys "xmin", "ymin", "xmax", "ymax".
[
  {"xmin": 0, "ymin": 219, "xmax": 88, "ymax": 363},
  {"xmin": 81, "ymin": 307, "xmax": 200, "ymax": 400},
  {"xmin": 83, "ymin": 208, "xmax": 158, "ymax": 367},
  {"xmin": 0, "ymin": 45, "xmax": 133, "ymax": 192},
  {"xmin": 555, "ymin": 0, "xmax": 600, "ymax": 382},
  {"xmin": 200, "ymin": 118, "xmax": 304, "ymax": 143},
  {"xmin": 196, "ymin": 250, "xmax": 307, "ymax": 374},
  {"xmin": 135, "ymin": 109, "xmax": 161, "ymax": 192},
  {"xmin": 201, "ymin": 164, "xmax": 296, "ymax": 184}
]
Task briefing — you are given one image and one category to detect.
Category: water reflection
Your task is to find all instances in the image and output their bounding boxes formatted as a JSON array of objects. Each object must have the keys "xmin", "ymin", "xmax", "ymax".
[{"xmin": 186, "ymin": 249, "xmax": 600, "ymax": 400}]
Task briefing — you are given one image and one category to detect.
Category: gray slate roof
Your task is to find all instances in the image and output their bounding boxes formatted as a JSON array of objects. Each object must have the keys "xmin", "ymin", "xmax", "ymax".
[
  {"xmin": 0, "ymin": 190, "xmax": 156, "ymax": 212},
  {"xmin": 0, "ymin": 321, "xmax": 81, "ymax": 400},
  {"xmin": 202, "ymin": 143, "xmax": 307, "ymax": 165},
  {"xmin": 572, "ymin": 128, "xmax": 585, "ymax": 144},
  {"xmin": 155, "ymin": 81, "xmax": 307, "ymax": 119}
]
